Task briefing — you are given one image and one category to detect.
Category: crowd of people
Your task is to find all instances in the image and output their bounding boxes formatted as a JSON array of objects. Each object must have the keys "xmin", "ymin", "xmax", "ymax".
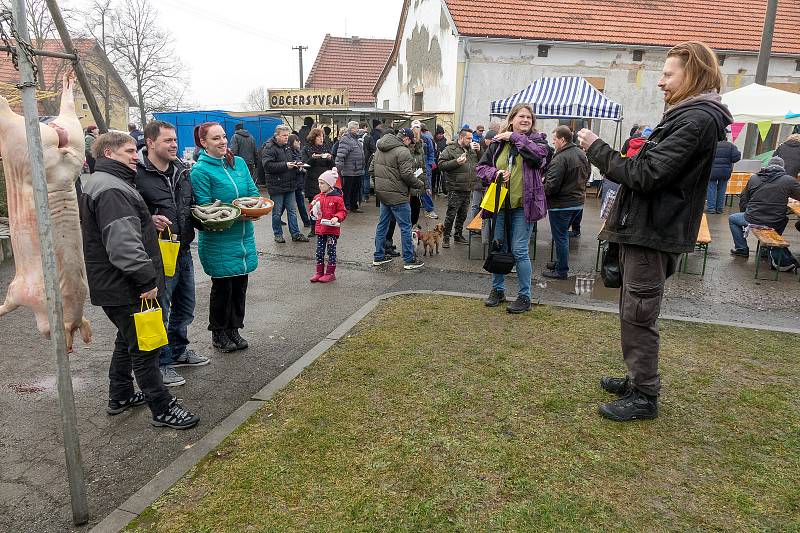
[{"xmin": 76, "ymin": 40, "xmax": 800, "ymax": 430}]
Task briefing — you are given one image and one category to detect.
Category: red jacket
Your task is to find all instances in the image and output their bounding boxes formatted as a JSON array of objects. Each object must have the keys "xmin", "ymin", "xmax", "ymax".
[
  {"xmin": 310, "ymin": 189, "xmax": 347, "ymax": 236},
  {"xmin": 626, "ymin": 137, "xmax": 647, "ymax": 158}
]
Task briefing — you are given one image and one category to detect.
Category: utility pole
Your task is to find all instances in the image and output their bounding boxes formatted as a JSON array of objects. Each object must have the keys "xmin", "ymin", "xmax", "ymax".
[
  {"xmin": 744, "ymin": 0, "xmax": 779, "ymax": 158},
  {"xmin": 10, "ymin": 0, "xmax": 89, "ymax": 525},
  {"xmin": 292, "ymin": 44, "xmax": 307, "ymax": 88}
]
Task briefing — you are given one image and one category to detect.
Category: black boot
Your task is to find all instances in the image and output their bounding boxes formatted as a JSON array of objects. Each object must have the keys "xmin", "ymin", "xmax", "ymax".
[
  {"xmin": 600, "ymin": 375, "xmax": 631, "ymax": 396},
  {"xmin": 212, "ymin": 330, "xmax": 236, "ymax": 353},
  {"xmin": 507, "ymin": 295, "xmax": 532, "ymax": 314},
  {"xmin": 484, "ymin": 289, "xmax": 506, "ymax": 307},
  {"xmin": 226, "ymin": 329, "xmax": 249, "ymax": 351},
  {"xmin": 598, "ymin": 389, "xmax": 658, "ymax": 421}
]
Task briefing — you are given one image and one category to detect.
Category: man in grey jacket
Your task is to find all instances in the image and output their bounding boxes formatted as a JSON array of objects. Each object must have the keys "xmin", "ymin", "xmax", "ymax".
[
  {"xmin": 370, "ymin": 128, "xmax": 425, "ymax": 270},
  {"xmin": 335, "ymin": 121, "xmax": 365, "ymax": 212},
  {"xmin": 230, "ymin": 123, "xmax": 258, "ymax": 181}
]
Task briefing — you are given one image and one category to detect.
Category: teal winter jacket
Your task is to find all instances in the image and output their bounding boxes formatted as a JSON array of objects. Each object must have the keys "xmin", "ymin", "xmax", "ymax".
[{"xmin": 190, "ymin": 151, "xmax": 260, "ymax": 278}]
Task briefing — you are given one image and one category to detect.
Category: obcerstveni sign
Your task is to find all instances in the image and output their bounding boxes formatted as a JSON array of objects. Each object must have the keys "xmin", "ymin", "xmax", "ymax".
[{"xmin": 268, "ymin": 89, "xmax": 349, "ymax": 109}]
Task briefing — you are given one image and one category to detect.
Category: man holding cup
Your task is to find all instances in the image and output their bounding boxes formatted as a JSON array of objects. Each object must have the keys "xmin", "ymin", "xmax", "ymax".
[{"xmin": 437, "ymin": 127, "xmax": 480, "ymax": 247}]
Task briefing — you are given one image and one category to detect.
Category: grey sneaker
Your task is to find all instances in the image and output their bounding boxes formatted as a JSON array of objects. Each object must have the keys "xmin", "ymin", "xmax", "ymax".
[
  {"xmin": 151, "ymin": 402, "xmax": 200, "ymax": 430},
  {"xmin": 507, "ymin": 295, "xmax": 532, "ymax": 314},
  {"xmin": 160, "ymin": 366, "xmax": 186, "ymax": 387},
  {"xmin": 171, "ymin": 350, "xmax": 210, "ymax": 368},
  {"xmin": 424, "ymin": 211, "xmax": 439, "ymax": 219}
]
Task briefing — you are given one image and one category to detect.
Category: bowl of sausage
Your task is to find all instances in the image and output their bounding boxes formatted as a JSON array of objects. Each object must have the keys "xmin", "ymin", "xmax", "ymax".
[
  {"xmin": 233, "ymin": 196, "xmax": 274, "ymax": 218},
  {"xmin": 191, "ymin": 200, "xmax": 242, "ymax": 231}
]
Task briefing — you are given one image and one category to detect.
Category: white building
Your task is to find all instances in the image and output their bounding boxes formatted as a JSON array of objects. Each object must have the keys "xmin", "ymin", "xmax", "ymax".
[{"xmin": 375, "ymin": 0, "xmax": 800, "ymax": 149}]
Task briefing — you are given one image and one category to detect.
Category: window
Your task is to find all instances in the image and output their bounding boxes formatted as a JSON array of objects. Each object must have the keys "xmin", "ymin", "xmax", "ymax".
[
  {"xmin": 717, "ymin": 54, "xmax": 726, "ymax": 66},
  {"xmin": 796, "ymin": 60, "xmax": 800, "ymax": 72},
  {"xmin": 538, "ymin": 45, "xmax": 550, "ymax": 58},
  {"xmin": 383, "ymin": 99, "xmax": 389, "ymax": 110},
  {"xmin": 82, "ymin": 103, "xmax": 88, "ymax": 110},
  {"xmin": 633, "ymin": 50, "xmax": 644, "ymax": 62},
  {"xmin": 413, "ymin": 92, "xmax": 423, "ymax": 112}
]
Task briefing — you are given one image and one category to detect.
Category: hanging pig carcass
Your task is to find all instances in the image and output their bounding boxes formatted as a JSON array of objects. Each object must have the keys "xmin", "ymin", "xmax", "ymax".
[{"xmin": 0, "ymin": 75, "xmax": 91, "ymax": 350}]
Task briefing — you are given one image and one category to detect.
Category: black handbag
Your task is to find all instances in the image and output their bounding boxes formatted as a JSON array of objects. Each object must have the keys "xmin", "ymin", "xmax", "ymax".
[
  {"xmin": 483, "ymin": 175, "xmax": 515, "ymax": 275},
  {"xmin": 600, "ymin": 241, "xmax": 621, "ymax": 288}
]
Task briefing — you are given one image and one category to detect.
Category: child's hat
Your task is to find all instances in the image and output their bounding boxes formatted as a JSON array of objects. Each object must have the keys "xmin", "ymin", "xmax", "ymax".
[{"xmin": 319, "ymin": 167, "xmax": 338, "ymax": 188}]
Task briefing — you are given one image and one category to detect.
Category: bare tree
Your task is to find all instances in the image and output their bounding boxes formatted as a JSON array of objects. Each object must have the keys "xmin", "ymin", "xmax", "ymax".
[
  {"xmin": 110, "ymin": 0, "xmax": 182, "ymax": 126},
  {"xmin": 244, "ymin": 86, "xmax": 268, "ymax": 111}
]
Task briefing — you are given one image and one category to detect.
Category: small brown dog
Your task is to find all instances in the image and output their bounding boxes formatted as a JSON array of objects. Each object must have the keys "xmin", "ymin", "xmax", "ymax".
[{"xmin": 418, "ymin": 223, "xmax": 444, "ymax": 256}]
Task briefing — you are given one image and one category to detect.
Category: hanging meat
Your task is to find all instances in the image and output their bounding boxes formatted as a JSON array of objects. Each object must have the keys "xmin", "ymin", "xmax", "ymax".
[{"xmin": 0, "ymin": 75, "xmax": 91, "ymax": 351}]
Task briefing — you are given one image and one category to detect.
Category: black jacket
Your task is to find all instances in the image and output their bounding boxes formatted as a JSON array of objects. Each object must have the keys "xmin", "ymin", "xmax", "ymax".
[
  {"xmin": 361, "ymin": 131, "xmax": 377, "ymax": 168},
  {"xmin": 301, "ymin": 143, "xmax": 334, "ymax": 198},
  {"xmin": 543, "ymin": 142, "xmax": 590, "ymax": 209},
  {"xmin": 710, "ymin": 140, "xmax": 741, "ymax": 179},
  {"xmin": 588, "ymin": 93, "xmax": 733, "ymax": 253},
  {"xmin": 740, "ymin": 164, "xmax": 800, "ymax": 229},
  {"xmin": 80, "ymin": 158, "xmax": 165, "ymax": 306},
  {"xmin": 774, "ymin": 139, "xmax": 800, "ymax": 179},
  {"xmin": 134, "ymin": 150, "xmax": 195, "ymax": 251},
  {"xmin": 230, "ymin": 129, "xmax": 258, "ymax": 166},
  {"xmin": 262, "ymin": 137, "xmax": 297, "ymax": 195}
]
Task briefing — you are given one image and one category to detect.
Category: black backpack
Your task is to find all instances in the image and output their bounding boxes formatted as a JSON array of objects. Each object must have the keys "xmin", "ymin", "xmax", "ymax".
[{"xmin": 769, "ymin": 247, "xmax": 799, "ymax": 272}]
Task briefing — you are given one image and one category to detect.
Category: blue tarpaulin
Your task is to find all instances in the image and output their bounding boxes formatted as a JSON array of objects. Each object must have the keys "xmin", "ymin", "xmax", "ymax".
[
  {"xmin": 152, "ymin": 110, "xmax": 283, "ymax": 154},
  {"xmin": 490, "ymin": 77, "xmax": 623, "ymax": 121}
]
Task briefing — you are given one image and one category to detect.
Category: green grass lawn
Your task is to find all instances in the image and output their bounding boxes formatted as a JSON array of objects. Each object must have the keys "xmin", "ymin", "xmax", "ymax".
[{"xmin": 130, "ymin": 295, "xmax": 800, "ymax": 532}]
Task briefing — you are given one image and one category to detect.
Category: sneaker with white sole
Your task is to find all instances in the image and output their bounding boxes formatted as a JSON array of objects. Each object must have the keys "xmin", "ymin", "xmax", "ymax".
[
  {"xmin": 171, "ymin": 350, "xmax": 210, "ymax": 367},
  {"xmin": 106, "ymin": 391, "xmax": 146, "ymax": 415},
  {"xmin": 151, "ymin": 402, "xmax": 200, "ymax": 430},
  {"xmin": 424, "ymin": 211, "xmax": 439, "ymax": 219},
  {"xmin": 372, "ymin": 257, "xmax": 393, "ymax": 266},
  {"xmin": 403, "ymin": 259, "xmax": 425, "ymax": 270},
  {"xmin": 160, "ymin": 366, "xmax": 186, "ymax": 387}
]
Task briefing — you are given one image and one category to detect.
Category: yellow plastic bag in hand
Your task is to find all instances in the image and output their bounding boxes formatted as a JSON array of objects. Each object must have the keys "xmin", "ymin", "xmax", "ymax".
[
  {"xmin": 480, "ymin": 182, "xmax": 508, "ymax": 213},
  {"xmin": 134, "ymin": 299, "xmax": 168, "ymax": 351},
  {"xmin": 158, "ymin": 227, "xmax": 180, "ymax": 277}
]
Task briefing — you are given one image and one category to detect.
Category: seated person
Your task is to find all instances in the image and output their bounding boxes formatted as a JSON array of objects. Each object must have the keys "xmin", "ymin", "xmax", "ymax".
[{"xmin": 729, "ymin": 156, "xmax": 800, "ymax": 256}]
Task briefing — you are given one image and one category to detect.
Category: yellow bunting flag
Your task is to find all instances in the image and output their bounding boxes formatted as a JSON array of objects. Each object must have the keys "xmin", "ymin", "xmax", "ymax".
[{"xmin": 757, "ymin": 121, "xmax": 772, "ymax": 140}]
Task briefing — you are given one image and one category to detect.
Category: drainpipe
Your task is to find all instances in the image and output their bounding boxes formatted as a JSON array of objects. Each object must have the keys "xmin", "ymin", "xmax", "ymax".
[{"xmin": 458, "ymin": 38, "xmax": 471, "ymax": 130}]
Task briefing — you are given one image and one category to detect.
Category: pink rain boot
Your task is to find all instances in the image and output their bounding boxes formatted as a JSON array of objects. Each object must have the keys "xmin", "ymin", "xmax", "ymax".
[
  {"xmin": 318, "ymin": 263, "xmax": 337, "ymax": 283},
  {"xmin": 310, "ymin": 263, "xmax": 325, "ymax": 282}
]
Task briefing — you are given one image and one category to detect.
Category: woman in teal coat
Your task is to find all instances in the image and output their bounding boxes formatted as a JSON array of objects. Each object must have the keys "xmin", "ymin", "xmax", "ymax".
[{"xmin": 190, "ymin": 122, "xmax": 260, "ymax": 353}]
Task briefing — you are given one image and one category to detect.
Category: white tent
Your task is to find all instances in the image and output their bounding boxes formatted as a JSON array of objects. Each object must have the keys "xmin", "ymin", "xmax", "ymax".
[{"xmin": 721, "ymin": 83, "xmax": 800, "ymax": 124}]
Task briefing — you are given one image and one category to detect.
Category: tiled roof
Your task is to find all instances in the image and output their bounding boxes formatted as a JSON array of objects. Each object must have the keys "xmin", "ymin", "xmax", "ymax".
[
  {"xmin": 0, "ymin": 38, "xmax": 135, "ymax": 109},
  {"xmin": 306, "ymin": 35, "xmax": 394, "ymax": 104},
  {"xmin": 444, "ymin": 0, "xmax": 800, "ymax": 55}
]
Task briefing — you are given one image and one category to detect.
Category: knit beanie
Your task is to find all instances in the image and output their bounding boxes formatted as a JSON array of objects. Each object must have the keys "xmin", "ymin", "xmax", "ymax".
[
  {"xmin": 435, "ymin": 125, "xmax": 445, "ymax": 135},
  {"xmin": 767, "ymin": 156, "xmax": 785, "ymax": 168},
  {"xmin": 319, "ymin": 168, "xmax": 338, "ymax": 189},
  {"xmin": 372, "ymin": 119, "xmax": 381, "ymax": 128}
]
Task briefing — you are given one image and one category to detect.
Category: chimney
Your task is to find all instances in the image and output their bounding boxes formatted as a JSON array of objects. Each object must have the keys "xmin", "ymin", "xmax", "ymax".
[{"xmin": 351, "ymin": 36, "xmax": 360, "ymax": 44}]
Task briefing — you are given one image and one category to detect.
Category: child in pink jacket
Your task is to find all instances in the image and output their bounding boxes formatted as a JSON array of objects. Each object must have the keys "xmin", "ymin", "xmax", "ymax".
[{"xmin": 309, "ymin": 168, "xmax": 347, "ymax": 282}]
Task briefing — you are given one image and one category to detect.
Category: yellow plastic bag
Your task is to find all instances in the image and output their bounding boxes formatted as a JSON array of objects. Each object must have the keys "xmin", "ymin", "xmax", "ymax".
[
  {"xmin": 480, "ymin": 182, "xmax": 508, "ymax": 213},
  {"xmin": 134, "ymin": 299, "xmax": 168, "ymax": 351},
  {"xmin": 158, "ymin": 227, "xmax": 180, "ymax": 277}
]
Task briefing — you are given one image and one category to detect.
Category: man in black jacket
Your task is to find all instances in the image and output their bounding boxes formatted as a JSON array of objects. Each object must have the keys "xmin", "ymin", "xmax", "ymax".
[
  {"xmin": 360, "ymin": 122, "xmax": 376, "ymax": 202},
  {"xmin": 80, "ymin": 131, "xmax": 199, "ymax": 429},
  {"xmin": 135, "ymin": 121, "xmax": 209, "ymax": 387},
  {"xmin": 262, "ymin": 125, "xmax": 308, "ymax": 243},
  {"xmin": 543, "ymin": 126, "xmax": 590, "ymax": 279},
  {"xmin": 729, "ymin": 156, "xmax": 800, "ymax": 255},
  {"xmin": 578, "ymin": 41, "xmax": 733, "ymax": 422},
  {"xmin": 230, "ymin": 123, "xmax": 258, "ymax": 181}
]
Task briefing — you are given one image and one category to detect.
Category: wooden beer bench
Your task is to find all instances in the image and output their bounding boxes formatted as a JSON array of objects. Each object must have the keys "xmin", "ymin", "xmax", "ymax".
[
  {"xmin": 679, "ymin": 213, "xmax": 711, "ymax": 276},
  {"xmin": 751, "ymin": 227, "xmax": 790, "ymax": 281},
  {"xmin": 725, "ymin": 172, "xmax": 751, "ymax": 207}
]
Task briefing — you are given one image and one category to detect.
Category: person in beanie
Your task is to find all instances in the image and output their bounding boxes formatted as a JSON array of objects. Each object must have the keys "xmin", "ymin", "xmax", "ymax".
[
  {"xmin": 309, "ymin": 168, "xmax": 347, "ymax": 282},
  {"xmin": 728, "ymin": 156, "xmax": 800, "ymax": 256},
  {"xmin": 438, "ymin": 127, "xmax": 480, "ymax": 247},
  {"xmin": 432, "ymin": 125, "xmax": 448, "ymax": 194},
  {"xmin": 577, "ymin": 41, "xmax": 733, "ymax": 422}
]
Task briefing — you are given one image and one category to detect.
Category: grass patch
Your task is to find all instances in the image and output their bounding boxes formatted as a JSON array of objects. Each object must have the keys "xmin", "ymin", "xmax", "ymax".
[{"xmin": 129, "ymin": 296, "xmax": 800, "ymax": 532}]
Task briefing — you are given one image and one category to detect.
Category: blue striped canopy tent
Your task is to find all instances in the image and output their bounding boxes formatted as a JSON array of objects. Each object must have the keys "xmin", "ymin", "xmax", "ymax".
[{"xmin": 490, "ymin": 77, "xmax": 623, "ymax": 121}]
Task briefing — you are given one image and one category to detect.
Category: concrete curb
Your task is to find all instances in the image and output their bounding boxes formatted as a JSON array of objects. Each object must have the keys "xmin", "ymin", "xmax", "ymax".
[{"xmin": 90, "ymin": 289, "xmax": 800, "ymax": 532}]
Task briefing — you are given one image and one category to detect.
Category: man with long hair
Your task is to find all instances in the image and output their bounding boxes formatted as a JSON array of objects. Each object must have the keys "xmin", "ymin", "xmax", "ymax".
[{"xmin": 578, "ymin": 41, "xmax": 733, "ymax": 422}]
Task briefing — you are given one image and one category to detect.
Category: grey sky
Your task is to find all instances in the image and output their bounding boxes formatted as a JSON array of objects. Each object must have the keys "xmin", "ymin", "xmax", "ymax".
[{"xmin": 70, "ymin": 0, "xmax": 404, "ymax": 110}]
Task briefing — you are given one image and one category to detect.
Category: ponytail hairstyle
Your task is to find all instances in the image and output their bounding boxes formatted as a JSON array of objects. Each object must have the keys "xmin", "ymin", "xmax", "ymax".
[
  {"xmin": 665, "ymin": 41, "xmax": 723, "ymax": 106},
  {"xmin": 194, "ymin": 121, "xmax": 235, "ymax": 167}
]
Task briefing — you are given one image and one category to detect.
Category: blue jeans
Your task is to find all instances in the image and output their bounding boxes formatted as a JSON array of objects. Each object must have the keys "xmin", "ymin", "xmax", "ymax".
[
  {"xmin": 271, "ymin": 191, "xmax": 300, "ymax": 237},
  {"xmin": 421, "ymin": 190, "xmax": 435, "ymax": 212},
  {"xmin": 294, "ymin": 188, "xmax": 311, "ymax": 226},
  {"xmin": 728, "ymin": 211, "xmax": 749, "ymax": 251},
  {"xmin": 160, "ymin": 249, "xmax": 196, "ymax": 366},
  {"xmin": 707, "ymin": 176, "xmax": 729, "ymax": 213},
  {"xmin": 374, "ymin": 202, "xmax": 414, "ymax": 263},
  {"xmin": 362, "ymin": 168, "xmax": 371, "ymax": 201},
  {"xmin": 491, "ymin": 207, "xmax": 535, "ymax": 298},
  {"xmin": 548, "ymin": 208, "xmax": 583, "ymax": 275}
]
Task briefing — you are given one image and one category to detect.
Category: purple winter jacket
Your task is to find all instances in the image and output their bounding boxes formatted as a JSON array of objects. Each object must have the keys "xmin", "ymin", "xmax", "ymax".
[{"xmin": 476, "ymin": 131, "xmax": 552, "ymax": 223}]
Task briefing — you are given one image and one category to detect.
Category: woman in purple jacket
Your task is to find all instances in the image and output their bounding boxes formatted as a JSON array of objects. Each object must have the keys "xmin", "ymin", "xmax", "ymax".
[{"xmin": 476, "ymin": 103, "xmax": 552, "ymax": 313}]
